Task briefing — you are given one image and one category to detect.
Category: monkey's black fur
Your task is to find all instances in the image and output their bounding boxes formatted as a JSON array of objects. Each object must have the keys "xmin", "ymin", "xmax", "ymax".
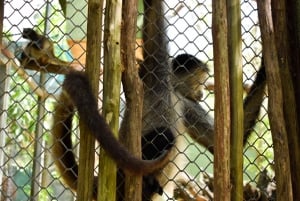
[
  {"xmin": 22, "ymin": 28, "xmax": 46, "ymax": 50},
  {"xmin": 53, "ymin": 54, "xmax": 266, "ymax": 201},
  {"xmin": 117, "ymin": 127, "xmax": 175, "ymax": 201},
  {"xmin": 142, "ymin": 127, "xmax": 175, "ymax": 160},
  {"xmin": 172, "ymin": 54, "xmax": 208, "ymax": 74}
]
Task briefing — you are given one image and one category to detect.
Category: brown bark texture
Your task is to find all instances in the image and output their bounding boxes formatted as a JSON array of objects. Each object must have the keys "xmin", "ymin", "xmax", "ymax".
[
  {"xmin": 120, "ymin": 0, "xmax": 144, "ymax": 201},
  {"xmin": 98, "ymin": 0, "xmax": 122, "ymax": 201},
  {"xmin": 212, "ymin": 0, "xmax": 231, "ymax": 200},
  {"xmin": 77, "ymin": 1, "xmax": 103, "ymax": 201},
  {"xmin": 257, "ymin": 0, "xmax": 293, "ymax": 200},
  {"xmin": 271, "ymin": 0, "xmax": 300, "ymax": 199}
]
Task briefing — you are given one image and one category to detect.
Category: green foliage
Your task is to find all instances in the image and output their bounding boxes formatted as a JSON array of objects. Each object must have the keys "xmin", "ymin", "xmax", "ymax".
[{"xmin": 7, "ymin": 70, "xmax": 38, "ymax": 153}]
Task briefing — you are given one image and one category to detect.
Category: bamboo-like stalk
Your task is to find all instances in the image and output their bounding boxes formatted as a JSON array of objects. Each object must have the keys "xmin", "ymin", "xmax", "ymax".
[
  {"xmin": 120, "ymin": 0, "xmax": 143, "ymax": 200},
  {"xmin": 212, "ymin": 0, "xmax": 231, "ymax": 200},
  {"xmin": 98, "ymin": 0, "xmax": 122, "ymax": 200},
  {"xmin": 227, "ymin": 0, "xmax": 243, "ymax": 201},
  {"xmin": 77, "ymin": 0, "xmax": 103, "ymax": 200},
  {"xmin": 257, "ymin": 0, "xmax": 293, "ymax": 200}
]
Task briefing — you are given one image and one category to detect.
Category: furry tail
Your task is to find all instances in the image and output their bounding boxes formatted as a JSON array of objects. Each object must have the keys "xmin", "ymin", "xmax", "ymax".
[
  {"xmin": 52, "ymin": 92, "xmax": 78, "ymax": 191},
  {"xmin": 52, "ymin": 71, "xmax": 173, "ymax": 186}
]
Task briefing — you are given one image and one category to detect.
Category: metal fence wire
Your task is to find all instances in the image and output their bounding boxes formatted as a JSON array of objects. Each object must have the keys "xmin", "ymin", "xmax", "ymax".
[{"xmin": 0, "ymin": 0, "xmax": 274, "ymax": 200}]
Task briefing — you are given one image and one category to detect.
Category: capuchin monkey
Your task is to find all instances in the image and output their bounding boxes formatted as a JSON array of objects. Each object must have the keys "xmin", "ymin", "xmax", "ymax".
[
  {"xmin": 20, "ymin": 28, "xmax": 69, "ymax": 66},
  {"xmin": 20, "ymin": 28, "xmax": 55, "ymax": 65},
  {"xmin": 51, "ymin": 0, "xmax": 266, "ymax": 200}
]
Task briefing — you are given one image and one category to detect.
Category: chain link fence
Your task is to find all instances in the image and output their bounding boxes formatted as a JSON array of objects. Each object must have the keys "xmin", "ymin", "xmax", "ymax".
[{"xmin": 0, "ymin": 0, "xmax": 273, "ymax": 200}]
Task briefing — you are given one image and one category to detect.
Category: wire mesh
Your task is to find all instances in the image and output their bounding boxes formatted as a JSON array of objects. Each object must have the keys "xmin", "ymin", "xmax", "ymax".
[{"xmin": 0, "ymin": 0, "xmax": 273, "ymax": 200}]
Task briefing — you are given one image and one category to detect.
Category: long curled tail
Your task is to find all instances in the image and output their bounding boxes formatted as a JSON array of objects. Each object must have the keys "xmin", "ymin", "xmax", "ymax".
[
  {"xmin": 52, "ymin": 71, "xmax": 173, "ymax": 191},
  {"xmin": 52, "ymin": 91, "xmax": 79, "ymax": 191}
]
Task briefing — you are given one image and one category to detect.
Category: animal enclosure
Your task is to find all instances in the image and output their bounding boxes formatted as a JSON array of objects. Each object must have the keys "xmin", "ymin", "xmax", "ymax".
[{"xmin": 0, "ymin": 0, "xmax": 280, "ymax": 200}]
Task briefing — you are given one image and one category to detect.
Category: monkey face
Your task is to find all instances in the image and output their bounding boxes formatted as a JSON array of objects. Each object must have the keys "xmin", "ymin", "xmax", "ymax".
[{"xmin": 173, "ymin": 67, "xmax": 208, "ymax": 102}]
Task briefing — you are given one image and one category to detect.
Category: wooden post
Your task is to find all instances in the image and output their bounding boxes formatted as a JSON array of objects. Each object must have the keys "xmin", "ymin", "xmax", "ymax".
[
  {"xmin": 120, "ymin": 0, "xmax": 143, "ymax": 200},
  {"xmin": 98, "ymin": 0, "xmax": 122, "ymax": 200},
  {"xmin": 212, "ymin": 0, "xmax": 231, "ymax": 200},
  {"xmin": 271, "ymin": 0, "xmax": 300, "ymax": 199},
  {"xmin": 77, "ymin": 0, "xmax": 103, "ymax": 201},
  {"xmin": 257, "ymin": 0, "xmax": 293, "ymax": 200},
  {"xmin": 227, "ymin": 0, "xmax": 244, "ymax": 200}
]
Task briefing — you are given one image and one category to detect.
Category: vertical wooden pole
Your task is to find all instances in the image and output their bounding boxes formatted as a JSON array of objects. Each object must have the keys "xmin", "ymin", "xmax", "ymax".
[
  {"xmin": 257, "ymin": 0, "xmax": 293, "ymax": 200},
  {"xmin": 98, "ymin": 0, "xmax": 122, "ymax": 200},
  {"xmin": 77, "ymin": 0, "xmax": 103, "ymax": 200},
  {"xmin": 120, "ymin": 0, "xmax": 143, "ymax": 201},
  {"xmin": 212, "ymin": 0, "xmax": 231, "ymax": 200},
  {"xmin": 286, "ymin": 0, "xmax": 300, "ymax": 130},
  {"xmin": 227, "ymin": 0, "xmax": 243, "ymax": 200},
  {"xmin": 272, "ymin": 0, "xmax": 300, "ymax": 199},
  {"xmin": 0, "ymin": 65, "xmax": 9, "ymax": 201}
]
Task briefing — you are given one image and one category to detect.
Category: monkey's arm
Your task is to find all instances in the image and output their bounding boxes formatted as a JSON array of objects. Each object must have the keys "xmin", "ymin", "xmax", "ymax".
[
  {"xmin": 183, "ymin": 100, "xmax": 215, "ymax": 153},
  {"xmin": 184, "ymin": 64, "xmax": 266, "ymax": 152},
  {"xmin": 243, "ymin": 64, "xmax": 266, "ymax": 144}
]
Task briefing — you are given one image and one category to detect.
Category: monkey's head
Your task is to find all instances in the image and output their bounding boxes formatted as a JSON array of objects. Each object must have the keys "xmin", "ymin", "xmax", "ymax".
[
  {"xmin": 172, "ymin": 54, "xmax": 209, "ymax": 102},
  {"xmin": 172, "ymin": 54, "xmax": 207, "ymax": 74},
  {"xmin": 21, "ymin": 28, "xmax": 48, "ymax": 51},
  {"xmin": 22, "ymin": 28, "xmax": 39, "ymax": 40}
]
